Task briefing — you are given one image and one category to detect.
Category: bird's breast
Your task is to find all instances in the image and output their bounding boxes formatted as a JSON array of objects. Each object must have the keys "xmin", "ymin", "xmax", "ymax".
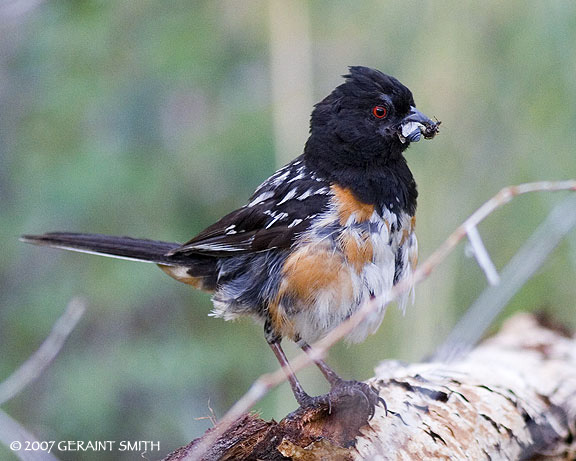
[{"xmin": 271, "ymin": 187, "xmax": 416, "ymax": 344}]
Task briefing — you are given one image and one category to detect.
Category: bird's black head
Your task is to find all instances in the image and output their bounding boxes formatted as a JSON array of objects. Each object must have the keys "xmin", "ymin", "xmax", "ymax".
[
  {"xmin": 305, "ymin": 66, "xmax": 438, "ymax": 167},
  {"xmin": 303, "ymin": 66, "xmax": 439, "ymax": 214}
]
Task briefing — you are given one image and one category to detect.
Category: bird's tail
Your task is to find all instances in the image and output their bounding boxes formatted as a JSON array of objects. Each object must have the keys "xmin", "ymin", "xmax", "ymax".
[{"xmin": 20, "ymin": 232, "xmax": 182, "ymax": 265}]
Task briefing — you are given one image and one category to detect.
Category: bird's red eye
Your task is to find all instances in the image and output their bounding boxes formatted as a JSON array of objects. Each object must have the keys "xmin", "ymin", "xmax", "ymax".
[{"xmin": 372, "ymin": 106, "xmax": 387, "ymax": 118}]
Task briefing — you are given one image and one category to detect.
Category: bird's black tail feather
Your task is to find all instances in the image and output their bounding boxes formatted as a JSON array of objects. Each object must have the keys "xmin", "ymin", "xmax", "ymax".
[{"xmin": 20, "ymin": 232, "xmax": 183, "ymax": 265}]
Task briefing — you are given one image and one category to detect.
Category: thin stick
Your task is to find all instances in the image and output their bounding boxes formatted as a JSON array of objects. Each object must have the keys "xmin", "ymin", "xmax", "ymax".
[
  {"xmin": 466, "ymin": 225, "xmax": 500, "ymax": 285},
  {"xmin": 0, "ymin": 298, "xmax": 85, "ymax": 405},
  {"xmin": 0, "ymin": 409, "xmax": 60, "ymax": 461},
  {"xmin": 186, "ymin": 180, "xmax": 576, "ymax": 461},
  {"xmin": 0, "ymin": 0, "xmax": 46, "ymax": 19}
]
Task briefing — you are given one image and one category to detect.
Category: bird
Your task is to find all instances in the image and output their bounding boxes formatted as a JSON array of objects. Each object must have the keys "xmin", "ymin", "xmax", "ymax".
[{"xmin": 21, "ymin": 66, "xmax": 439, "ymax": 411}]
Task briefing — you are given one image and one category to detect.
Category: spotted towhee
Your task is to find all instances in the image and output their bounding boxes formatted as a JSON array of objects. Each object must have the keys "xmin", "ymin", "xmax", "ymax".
[{"xmin": 22, "ymin": 66, "xmax": 439, "ymax": 408}]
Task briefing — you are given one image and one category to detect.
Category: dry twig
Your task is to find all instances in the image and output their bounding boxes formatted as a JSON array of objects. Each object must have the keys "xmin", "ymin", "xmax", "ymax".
[
  {"xmin": 465, "ymin": 225, "xmax": 500, "ymax": 285},
  {"xmin": 0, "ymin": 410, "xmax": 60, "ymax": 461},
  {"xmin": 0, "ymin": 298, "xmax": 85, "ymax": 405},
  {"xmin": 0, "ymin": 299, "xmax": 85, "ymax": 460}
]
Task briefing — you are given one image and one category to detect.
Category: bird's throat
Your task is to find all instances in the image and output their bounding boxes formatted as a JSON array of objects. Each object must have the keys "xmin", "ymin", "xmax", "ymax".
[{"xmin": 304, "ymin": 140, "xmax": 417, "ymax": 216}]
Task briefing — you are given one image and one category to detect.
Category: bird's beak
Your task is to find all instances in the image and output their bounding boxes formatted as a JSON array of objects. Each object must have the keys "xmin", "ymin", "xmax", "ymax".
[{"xmin": 398, "ymin": 106, "xmax": 440, "ymax": 143}]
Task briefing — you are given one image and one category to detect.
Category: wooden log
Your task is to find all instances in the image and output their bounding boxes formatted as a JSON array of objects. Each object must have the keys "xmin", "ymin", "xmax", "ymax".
[{"xmin": 164, "ymin": 313, "xmax": 576, "ymax": 460}]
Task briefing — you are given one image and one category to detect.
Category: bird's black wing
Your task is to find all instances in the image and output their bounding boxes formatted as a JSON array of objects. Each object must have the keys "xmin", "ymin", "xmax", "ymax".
[{"xmin": 167, "ymin": 157, "xmax": 331, "ymax": 258}]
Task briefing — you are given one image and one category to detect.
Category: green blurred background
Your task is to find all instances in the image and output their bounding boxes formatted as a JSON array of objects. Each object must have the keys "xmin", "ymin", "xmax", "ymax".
[{"xmin": 1, "ymin": 1, "xmax": 575, "ymax": 459}]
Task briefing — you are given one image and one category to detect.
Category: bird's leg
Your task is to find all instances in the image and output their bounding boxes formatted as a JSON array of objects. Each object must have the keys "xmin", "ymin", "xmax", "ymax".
[
  {"xmin": 299, "ymin": 341, "xmax": 382, "ymax": 419},
  {"xmin": 299, "ymin": 342, "xmax": 342, "ymax": 386},
  {"xmin": 268, "ymin": 340, "xmax": 311, "ymax": 406}
]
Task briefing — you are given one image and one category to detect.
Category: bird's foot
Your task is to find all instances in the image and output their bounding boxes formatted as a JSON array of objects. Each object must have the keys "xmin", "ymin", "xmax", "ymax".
[
  {"xmin": 285, "ymin": 380, "xmax": 383, "ymax": 447},
  {"xmin": 293, "ymin": 379, "xmax": 382, "ymax": 421},
  {"xmin": 327, "ymin": 379, "xmax": 383, "ymax": 420}
]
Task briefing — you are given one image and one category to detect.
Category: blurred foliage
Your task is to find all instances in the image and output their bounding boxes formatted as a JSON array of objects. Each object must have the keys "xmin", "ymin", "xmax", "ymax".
[{"xmin": 1, "ymin": 1, "xmax": 575, "ymax": 460}]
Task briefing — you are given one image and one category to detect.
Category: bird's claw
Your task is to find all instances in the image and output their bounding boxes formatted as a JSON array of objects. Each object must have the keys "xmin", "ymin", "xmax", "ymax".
[{"xmin": 296, "ymin": 380, "xmax": 382, "ymax": 421}]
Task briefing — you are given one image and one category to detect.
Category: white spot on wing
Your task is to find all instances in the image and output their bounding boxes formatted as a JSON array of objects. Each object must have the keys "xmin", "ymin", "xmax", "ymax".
[
  {"xmin": 277, "ymin": 188, "xmax": 297, "ymax": 205},
  {"xmin": 288, "ymin": 172, "xmax": 305, "ymax": 183},
  {"xmin": 271, "ymin": 170, "xmax": 290, "ymax": 186},
  {"xmin": 265, "ymin": 212, "xmax": 289, "ymax": 228},
  {"xmin": 190, "ymin": 236, "xmax": 255, "ymax": 252},
  {"xmin": 297, "ymin": 188, "xmax": 318, "ymax": 201},
  {"xmin": 248, "ymin": 191, "xmax": 274, "ymax": 207},
  {"xmin": 288, "ymin": 219, "xmax": 303, "ymax": 228}
]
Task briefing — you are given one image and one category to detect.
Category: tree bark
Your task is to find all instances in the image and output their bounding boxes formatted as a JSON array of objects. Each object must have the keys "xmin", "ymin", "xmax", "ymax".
[{"xmin": 164, "ymin": 313, "xmax": 576, "ymax": 460}]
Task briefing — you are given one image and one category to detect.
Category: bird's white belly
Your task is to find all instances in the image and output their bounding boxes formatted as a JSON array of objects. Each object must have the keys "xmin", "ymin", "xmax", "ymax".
[{"xmin": 293, "ymin": 209, "xmax": 412, "ymax": 345}]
